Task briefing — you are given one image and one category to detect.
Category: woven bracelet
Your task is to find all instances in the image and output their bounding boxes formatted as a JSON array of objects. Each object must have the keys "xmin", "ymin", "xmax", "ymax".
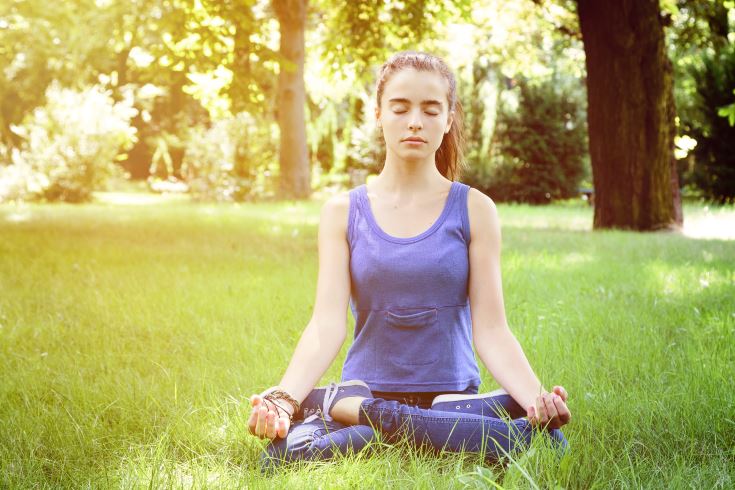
[{"xmin": 261, "ymin": 388, "xmax": 300, "ymax": 421}]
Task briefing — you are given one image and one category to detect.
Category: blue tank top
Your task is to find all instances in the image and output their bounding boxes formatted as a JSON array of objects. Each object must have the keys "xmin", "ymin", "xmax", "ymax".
[{"xmin": 341, "ymin": 180, "xmax": 482, "ymax": 393}]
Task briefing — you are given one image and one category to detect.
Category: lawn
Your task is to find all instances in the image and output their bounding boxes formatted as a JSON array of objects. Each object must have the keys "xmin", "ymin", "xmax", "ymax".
[{"xmin": 1, "ymin": 194, "xmax": 733, "ymax": 488}]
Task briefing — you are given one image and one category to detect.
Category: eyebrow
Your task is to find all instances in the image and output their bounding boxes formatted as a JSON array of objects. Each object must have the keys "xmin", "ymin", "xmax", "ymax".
[{"xmin": 388, "ymin": 98, "xmax": 443, "ymax": 107}]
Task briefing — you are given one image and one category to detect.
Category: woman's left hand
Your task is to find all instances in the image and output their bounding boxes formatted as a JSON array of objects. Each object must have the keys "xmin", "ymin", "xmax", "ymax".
[{"xmin": 526, "ymin": 385, "xmax": 571, "ymax": 430}]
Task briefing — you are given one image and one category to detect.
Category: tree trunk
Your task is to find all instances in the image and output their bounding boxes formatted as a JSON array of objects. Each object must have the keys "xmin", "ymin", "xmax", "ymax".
[
  {"xmin": 577, "ymin": 0, "xmax": 681, "ymax": 231},
  {"xmin": 273, "ymin": 0, "xmax": 310, "ymax": 199}
]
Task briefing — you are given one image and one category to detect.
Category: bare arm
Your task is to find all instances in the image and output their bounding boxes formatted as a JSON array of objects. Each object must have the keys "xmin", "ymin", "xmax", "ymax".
[
  {"xmin": 247, "ymin": 192, "xmax": 352, "ymax": 439},
  {"xmin": 466, "ymin": 188, "xmax": 565, "ymax": 418},
  {"xmin": 275, "ymin": 193, "xmax": 353, "ymax": 403}
]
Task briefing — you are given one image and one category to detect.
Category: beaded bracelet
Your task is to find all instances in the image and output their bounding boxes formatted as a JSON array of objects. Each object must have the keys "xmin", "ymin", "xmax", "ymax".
[{"xmin": 260, "ymin": 387, "xmax": 301, "ymax": 422}]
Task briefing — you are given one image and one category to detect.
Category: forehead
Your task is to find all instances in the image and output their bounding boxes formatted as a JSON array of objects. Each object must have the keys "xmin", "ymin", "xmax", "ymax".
[{"xmin": 382, "ymin": 68, "xmax": 449, "ymax": 106}]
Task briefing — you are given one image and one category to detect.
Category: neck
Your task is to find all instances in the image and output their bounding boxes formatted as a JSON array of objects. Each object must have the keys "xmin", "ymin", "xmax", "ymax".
[{"xmin": 375, "ymin": 149, "xmax": 446, "ymax": 194}]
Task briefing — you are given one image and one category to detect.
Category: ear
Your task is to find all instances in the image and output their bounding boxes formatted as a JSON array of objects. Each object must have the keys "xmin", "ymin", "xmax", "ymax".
[
  {"xmin": 375, "ymin": 106, "xmax": 381, "ymax": 126},
  {"xmin": 445, "ymin": 110, "xmax": 454, "ymax": 134}
]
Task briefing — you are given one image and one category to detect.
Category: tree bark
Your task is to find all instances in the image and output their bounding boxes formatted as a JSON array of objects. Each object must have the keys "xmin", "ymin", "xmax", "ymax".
[
  {"xmin": 273, "ymin": 0, "xmax": 310, "ymax": 199},
  {"xmin": 577, "ymin": 0, "xmax": 681, "ymax": 231}
]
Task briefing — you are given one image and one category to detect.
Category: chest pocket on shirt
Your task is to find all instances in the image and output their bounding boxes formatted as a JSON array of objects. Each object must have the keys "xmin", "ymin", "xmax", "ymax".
[{"xmin": 382, "ymin": 307, "xmax": 440, "ymax": 366}]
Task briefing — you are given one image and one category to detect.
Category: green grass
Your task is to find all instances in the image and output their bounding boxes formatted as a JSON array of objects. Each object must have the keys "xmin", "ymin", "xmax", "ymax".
[{"xmin": 1, "ymin": 194, "xmax": 733, "ymax": 488}]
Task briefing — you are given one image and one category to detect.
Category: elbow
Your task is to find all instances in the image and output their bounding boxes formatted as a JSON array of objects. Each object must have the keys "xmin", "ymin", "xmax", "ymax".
[
  {"xmin": 472, "ymin": 322, "xmax": 511, "ymax": 346},
  {"xmin": 334, "ymin": 325, "xmax": 347, "ymax": 346},
  {"xmin": 308, "ymin": 318, "xmax": 348, "ymax": 347}
]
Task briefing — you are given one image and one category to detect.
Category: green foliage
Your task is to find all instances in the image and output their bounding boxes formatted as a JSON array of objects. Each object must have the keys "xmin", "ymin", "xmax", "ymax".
[
  {"xmin": 0, "ymin": 83, "xmax": 137, "ymax": 203},
  {"xmin": 7, "ymin": 0, "xmax": 731, "ymax": 205},
  {"xmin": 2, "ymin": 0, "xmax": 590, "ymax": 201},
  {"xmin": 0, "ymin": 0, "xmax": 102, "ymax": 148},
  {"xmin": 668, "ymin": 2, "xmax": 734, "ymax": 120},
  {"xmin": 345, "ymin": 91, "xmax": 385, "ymax": 177},
  {"xmin": 717, "ymin": 89, "xmax": 735, "ymax": 125},
  {"xmin": 314, "ymin": 0, "xmax": 472, "ymax": 84},
  {"xmin": 465, "ymin": 78, "xmax": 588, "ymax": 204},
  {"xmin": 667, "ymin": 0, "xmax": 732, "ymax": 53},
  {"xmin": 686, "ymin": 43, "xmax": 735, "ymax": 204},
  {"xmin": 181, "ymin": 112, "xmax": 278, "ymax": 202},
  {"xmin": 459, "ymin": 58, "xmax": 501, "ymax": 180},
  {"xmin": 167, "ymin": 0, "xmax": 278, "ymax": 117}
]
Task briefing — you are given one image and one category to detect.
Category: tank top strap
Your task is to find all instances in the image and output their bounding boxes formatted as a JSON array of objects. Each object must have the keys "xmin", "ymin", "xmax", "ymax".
[
  {"xmin": 348, "ymin": 181, "xmax": 470, "ymax": 245},
  {"xmin": 455, "ymin": 182, "xmax": 471, "ymax": 245},
  {"xmin": 347, "ymin": 186, "xmax": 362, "ymax": 251}
]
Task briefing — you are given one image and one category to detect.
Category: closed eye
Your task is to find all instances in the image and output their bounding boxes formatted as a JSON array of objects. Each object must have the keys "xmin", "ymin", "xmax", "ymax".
[{"xmin": 393, "ymin": 110, "xmax": 440, "ymax": 116}]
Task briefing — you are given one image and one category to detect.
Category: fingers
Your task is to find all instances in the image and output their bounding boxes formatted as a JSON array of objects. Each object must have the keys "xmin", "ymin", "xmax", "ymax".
[
  {"xmin": 552, "ymin": 394, "xmax": 571, "ymax": 426},
  {"xmin": 542, "ymin": 393, "xmax": 559, "ymax": 424},
  {"xmin": 265, "ymin": 411, "xmax": 277, "ymax": 439},
  {"xmin": 247, "ymin": 395, "xmax": 261, "ymax": 435},
  {"xmin": 552, "ymin": 386, "xmax": 568, "ymax": 402},
  {"xmin": 532, "ymin": 393, "xmax": 561, "ymax": 428},
  {"xmin": 255, "ymin": 405, "xmax": 268, "ymax": 436},
  {"xmin": 249, "ymin": 394, "xmax": 261, "ymax": 407},
  {"xmin": 247, "ymin": 394, "xmax": 291, "ymax": 440},
  {"xmin": 277, "ymin": 417, "xmax": 290, "ymax": 439},
  {"xmin": 535, "ymin": 395, "xmax": 550, "ymax": 426},
  {"xmin": 537, "ymin": 393, "xmax": 572, "ymax": 430},
  {"xmin": 527, "ymin": 388, "xmax": 572, "ymax": 430}
]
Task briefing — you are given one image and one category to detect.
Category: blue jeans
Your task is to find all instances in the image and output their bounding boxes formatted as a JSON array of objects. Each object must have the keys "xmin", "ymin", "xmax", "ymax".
[
  {"xmin": 259, "ymin": 416, "xmax": 377, "ymax": 473},
  {"xmin": 259, "ymin": 387, "xmax": 568, "ymax": 472}
]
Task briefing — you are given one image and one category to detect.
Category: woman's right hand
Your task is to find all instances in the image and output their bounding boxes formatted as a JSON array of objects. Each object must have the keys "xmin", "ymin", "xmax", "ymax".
[
  {"xmin": 526, "ymin": 385, "xmax": 571, "ymax": 430},
  {"xmin": 247, "ymin": 393, "xmax": 292, "ymax": 440}
]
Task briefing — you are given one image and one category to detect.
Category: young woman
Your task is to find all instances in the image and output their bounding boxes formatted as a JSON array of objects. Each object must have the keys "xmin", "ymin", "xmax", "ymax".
[{"xmin": 247, "ymin": 51, "xmax": 571, "ymax": 470}]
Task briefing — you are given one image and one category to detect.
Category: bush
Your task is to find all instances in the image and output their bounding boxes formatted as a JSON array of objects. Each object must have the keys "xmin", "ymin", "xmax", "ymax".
[
  {"xmin": 464, "ymin": 78, "xmax": 589, "ymax": 204},
  {"xmin": 180, "ymin": 111, "xmax": 278, "ymax": 202},
  {"xmin": 685, "ymin": 43, "xmax": 735, "ymax": 204},
  {"xmin": 0, "ymin": 82, "xmax": 138, "ymax": 203},
  {"xmin": 347, "ymin": 115, "xmax": 385, "ymax": 179},
  {"xmin": 0, "ymin": 153, "xmax": 48, "ymax": 203}
]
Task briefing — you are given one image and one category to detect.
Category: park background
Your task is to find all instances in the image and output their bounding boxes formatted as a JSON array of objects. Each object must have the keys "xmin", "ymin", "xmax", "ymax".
[{"xmin": 1, "ymin": 0, "xmax": 734, "ymax": 488}]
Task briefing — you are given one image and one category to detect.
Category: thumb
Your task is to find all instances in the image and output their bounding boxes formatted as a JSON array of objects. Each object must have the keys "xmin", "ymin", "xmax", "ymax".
[{"xmin": 526, "ymin": 405, "xmax": 536, "ymax": 424}]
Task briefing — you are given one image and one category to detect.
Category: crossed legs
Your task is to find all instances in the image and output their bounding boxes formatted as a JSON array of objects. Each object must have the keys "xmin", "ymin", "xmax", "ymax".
[{"xmin": 260, "ymin": 392, "xmax": 567, "ymax": 471}]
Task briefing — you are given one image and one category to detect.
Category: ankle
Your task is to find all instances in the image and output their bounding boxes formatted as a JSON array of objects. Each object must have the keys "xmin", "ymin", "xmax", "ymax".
[{"xmin": 330, "ymin": 396, "xmax": 367, "ymax": 425}]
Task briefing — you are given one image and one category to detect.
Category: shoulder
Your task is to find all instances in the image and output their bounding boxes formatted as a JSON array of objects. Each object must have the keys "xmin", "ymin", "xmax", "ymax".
[
  {"xmin": 318, "ymin": 190, "xmax": 352, "ymax": 235},
  {"xmin": 466, "ymin": 187, "xmax": 501, "ymax": 243}
]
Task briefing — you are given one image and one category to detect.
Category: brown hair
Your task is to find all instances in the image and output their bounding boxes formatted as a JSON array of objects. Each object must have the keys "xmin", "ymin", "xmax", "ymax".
[{"xmin": 375, "ymin": 51, "xmax": 467, "ymax": 181}]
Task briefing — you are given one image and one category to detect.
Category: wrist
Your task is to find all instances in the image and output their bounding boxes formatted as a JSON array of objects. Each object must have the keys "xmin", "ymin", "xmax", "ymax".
[
  {"xmin": 269, "ymin": 398, "xmax": 295, "ymax": 415},
  {"xmin": 520, "ymin": 388, "xmax": 547, "ymax": 412},
  {"xmin": 260, "ymin": 386, "xmax": 300, "ymax": 418}
]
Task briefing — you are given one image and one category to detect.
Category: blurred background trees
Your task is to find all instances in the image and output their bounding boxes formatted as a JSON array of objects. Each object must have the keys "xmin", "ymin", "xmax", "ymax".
[
  {"xmin": 668, "ymin": 0, "xmax": 735, "ymax": 206},
  {"xmin": 0, "ymin": 0, "xmax": 733, "ymax": 218}
]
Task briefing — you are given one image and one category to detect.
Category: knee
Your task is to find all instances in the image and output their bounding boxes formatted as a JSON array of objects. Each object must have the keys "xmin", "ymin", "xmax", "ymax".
[
  {"xmin": 484, "ymin": 423, "xmax": 568, "ymax": 464},
  {"xmin": 515, "ymin": 426, "xmax": 569, "ymax": 457},
  {"xmin": 547, "ymin": 428, "xmax": 570, "ymax": 455},
  {"xmin": 494, "ymin": 419, "xmax": 567, "ymax": 456},
  {"xmin": 258, "ymin": 420, "xmax": 376, "ymax": 473}
]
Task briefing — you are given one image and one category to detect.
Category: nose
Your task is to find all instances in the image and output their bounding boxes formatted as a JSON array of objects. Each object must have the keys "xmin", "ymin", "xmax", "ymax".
[{"xmin": 408, "ymin": 110, "xmax": 423, "ymax": 131}]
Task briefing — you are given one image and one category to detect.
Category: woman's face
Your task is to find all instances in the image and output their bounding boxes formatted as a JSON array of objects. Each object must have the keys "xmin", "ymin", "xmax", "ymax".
[{"xmin": 376, "ymin": 67, "xmax": 454, "ymax": 161}]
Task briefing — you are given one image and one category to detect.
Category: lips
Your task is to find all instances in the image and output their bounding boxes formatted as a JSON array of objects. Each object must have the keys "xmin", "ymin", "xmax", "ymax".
[{"xmin": 402, "ymin": 137, "xmax": 426, "ymax": 143}]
